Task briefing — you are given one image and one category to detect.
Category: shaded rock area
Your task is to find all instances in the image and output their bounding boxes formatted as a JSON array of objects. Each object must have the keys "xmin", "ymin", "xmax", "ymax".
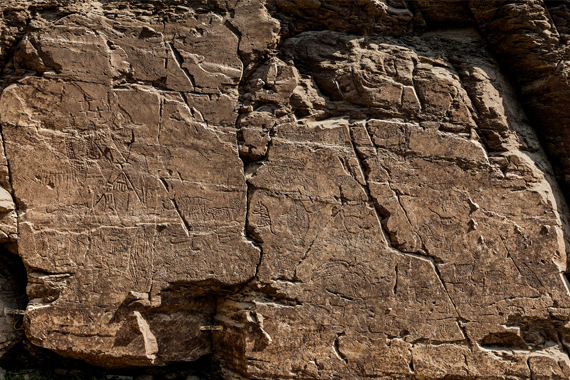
[{"xmin": 0, "ymin": 0, "xmax": 568, "ymax": 379}]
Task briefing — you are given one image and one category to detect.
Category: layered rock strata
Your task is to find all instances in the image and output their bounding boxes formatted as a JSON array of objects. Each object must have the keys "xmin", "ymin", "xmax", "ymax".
[{"xmin": 0, "ymin": 1, "xmax": 568, "ymax": 379}]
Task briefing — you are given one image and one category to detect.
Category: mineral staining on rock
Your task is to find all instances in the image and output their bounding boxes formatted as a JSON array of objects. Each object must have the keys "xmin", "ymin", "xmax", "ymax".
[{"xmin": 0, "ymin": 0, "xmax": 568, "ymax": 379}]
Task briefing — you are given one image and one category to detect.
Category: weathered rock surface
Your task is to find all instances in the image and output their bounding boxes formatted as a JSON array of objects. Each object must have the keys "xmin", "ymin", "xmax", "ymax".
[{"xmin": 0, "ymin": 1, "xmax": 568, "ymax": 379}]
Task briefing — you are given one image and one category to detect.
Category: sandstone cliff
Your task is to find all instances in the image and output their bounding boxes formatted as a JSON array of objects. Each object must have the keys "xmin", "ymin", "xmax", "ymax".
[{"xmin": 0, "ymin": 0, "xmax": 569, "ymax": 379}]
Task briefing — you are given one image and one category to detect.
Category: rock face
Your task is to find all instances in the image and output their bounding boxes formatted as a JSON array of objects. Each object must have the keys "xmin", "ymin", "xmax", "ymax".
[{"xmin": 0, "ymin": 0, "xmax": 568, "ymax": 379}]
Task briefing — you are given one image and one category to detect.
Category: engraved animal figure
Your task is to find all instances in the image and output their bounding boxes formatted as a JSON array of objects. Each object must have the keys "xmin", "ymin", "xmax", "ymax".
[
  {"xmin": 113, "ymin": 175, "xmax": 129, "ymax": 192},
  {"xmin": 36, "ymin": 170, "xmax": 75, "ymax": 188},
  {"xmin": 253, "ymin": 201, "xmax": 274, "ymax": 233},
  {"xmin": 176, "ymin": 197, "xmax": 211, "ymax": 220}
]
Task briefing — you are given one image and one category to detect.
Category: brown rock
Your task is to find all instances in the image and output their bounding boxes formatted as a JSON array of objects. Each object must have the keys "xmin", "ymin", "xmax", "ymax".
[
  {"xmin": 0, "ymin": 1, "xmax": 567, "ymax": 379},
  {"xmin": 0, "ymin": 8, "xmax": 260, "ymax": 367}
]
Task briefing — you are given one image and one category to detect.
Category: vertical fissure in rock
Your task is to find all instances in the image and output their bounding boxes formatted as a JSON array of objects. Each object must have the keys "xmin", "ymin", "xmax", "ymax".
[
  {"xmin": 236, "ymin": 145, "xmax": 265, "ymax": 284},
  {"xmin": 233, "ymin": 37, "xmax": 270, "ymax": 284},
  {"xmin": 556, "ymin": 326, "xmax": 570, "ymax": 359},
  {"xmin": 172, "ymin": 197, "xmax": 192, "ymax": 237},
  {"xmin": 224, "ymin": 20, "xmax": 242, "ymax": 55},
  {"xmin": 167, "ymin": 42, "xmax": 196, "ymax": 89},
  {"xmin": 333, "ymin": 333, "xmax": 347, "ymax": 364},
  {"xmin": 0, "ymin": 246, "xmax": 29, "ymax": 367},
  {"xmin": 352, "ymin": 120, "xmax": 435, "ymax": 260},
  {"xmin": 158, "ymin": 97, "xmax": 164, "ymax": 143},
  {"xmin": 408, "ymin": 354, "xmax": 414, "ymax": 374},
  {"xmin": 244, "ymin": 182, "xmax": 264, "ymax": 281},
  {"xmin": 346, "ymin": 120, "xmax": 391, "ymax": 240},
  {"xmin": 349, "ymin": 120, "xmax": 470, "ymax": 336},
  {"xmin": 393, "ymin": 263, "xmax": 399, "ymax": 295}
]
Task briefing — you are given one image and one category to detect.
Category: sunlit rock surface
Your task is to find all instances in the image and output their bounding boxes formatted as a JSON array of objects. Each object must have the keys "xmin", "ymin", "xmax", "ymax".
[{"xmin": 0, "ymin": 1, "xmax": 568, "ymax": 379}]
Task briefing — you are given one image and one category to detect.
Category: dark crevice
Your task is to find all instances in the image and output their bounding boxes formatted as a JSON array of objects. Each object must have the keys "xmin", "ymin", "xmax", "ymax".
[
  {"xmin": 244, "ymin": 185, "xmax": 264, "ymax": 274},
  {"xmin": 333, "ymin": 333, "xmax": 347, "ymax": 364},
  {"xmin": 171, "ymin": 197, "xmax": 192, "ymax": 236},
  {"xmin": 393, "ymin": 263, "xmax": 399, "ymax": 295},
  {"xmin": 224, "ymin": 20, "xmax": 242, "ymax": 54},
  {"xmin": 413, "ymin": 0, "xmax": 477, "ymax": 30},
  {"xmin": 479, "ymin": 331, "xmax": 529, "ymax": 351},
  {"xmin": 231, "ymin": 130, "xmax": 266, "ymax": 296},
  {"xmin": 113, "ymin": 74, "xmax": 174, "ymax": 92},
  {"xmin": 192, "ymin": 23, "xmax": 271, "ymax": 378},
  {"xmin": 167, "ymin": 42, "xmax": 196, "ymax": 89},
  {"xmin": 231, "ymin": 39, "xmax": 273, "ymax": 293},
  {"xmin": 348, "ymin": 120, "xmax": 471, "ymax": 347},
  {"xmin": 0, "ymin": 250, "xmax": 115, "ymax": 378},
  {"xmin": 556, "ymin": 327, "xmax": 570, "ymax": 360},
  {"xmin": 0, "ymin": 350, "xmax": 221, "ymax": 380},
  {"xmin": 0, "ymin": 248, "xmax": 27, "ymax": 312},
  {"xmin": 0, "ymin": 13, "xmax": 33, "ymax": 89}
]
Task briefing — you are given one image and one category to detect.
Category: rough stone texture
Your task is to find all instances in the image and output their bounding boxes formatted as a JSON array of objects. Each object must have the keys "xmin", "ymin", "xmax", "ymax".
[
  {"xmin": 0, "ymin": 0, "xmax": 567, "ymax": 379},
  {"xmin": 1, "ymin": 10, "xmax": 260, "ymax": 367}
]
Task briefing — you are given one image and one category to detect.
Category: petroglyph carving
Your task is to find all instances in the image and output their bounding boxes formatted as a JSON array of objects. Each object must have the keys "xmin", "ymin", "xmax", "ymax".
[
  {"xmin": 253, "ymin": 202, "xmax": 272, "ymax": 231},
  {"xmin": 0, "ymin": 1, "xmax": 568, "ymax": 379}
]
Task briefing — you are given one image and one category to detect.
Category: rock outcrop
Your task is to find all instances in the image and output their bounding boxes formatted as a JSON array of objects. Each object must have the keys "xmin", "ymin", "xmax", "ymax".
[{"xmin": 0, "ymin": 1, "xmax": 568, "ymax": 379}]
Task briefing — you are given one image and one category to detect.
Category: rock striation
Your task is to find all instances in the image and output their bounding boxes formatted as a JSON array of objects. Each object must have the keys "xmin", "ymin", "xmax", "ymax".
[{"xmin": 0, "ymin": 1, "xmax": 568, "ymax": 379}]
